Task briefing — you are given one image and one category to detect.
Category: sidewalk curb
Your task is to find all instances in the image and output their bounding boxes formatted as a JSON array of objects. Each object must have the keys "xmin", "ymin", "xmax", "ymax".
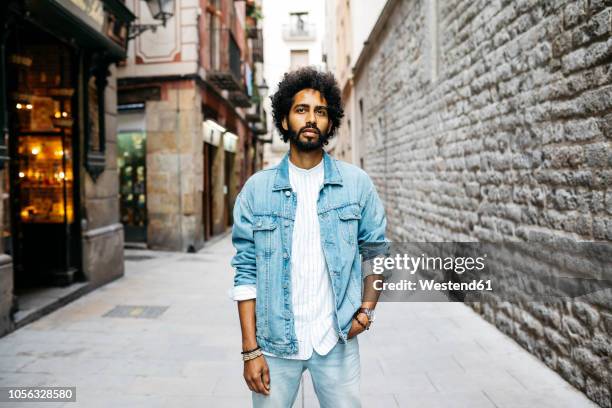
[{"xmin": 12, "ymin": 275, "xmax": 122, "ymax": 331}]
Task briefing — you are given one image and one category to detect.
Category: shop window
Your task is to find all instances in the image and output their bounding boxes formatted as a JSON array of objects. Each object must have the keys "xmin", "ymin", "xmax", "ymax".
[
  {"xmin": 7, "ymin": 33, "xmax": 75, "ymax": 226},
  {"xmin": 6, "ymin": 25, "xmax": 78, "ymax": 283}
]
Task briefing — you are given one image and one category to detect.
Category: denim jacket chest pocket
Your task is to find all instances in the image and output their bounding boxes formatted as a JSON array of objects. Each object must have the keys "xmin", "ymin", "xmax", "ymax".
[
  {"xmin": 253, "ymin": 215, "xmax": 278, "ymax": 257},
  {"xmin": 336, "ymin": 204, "xmax": 361, "ymax": 245}
]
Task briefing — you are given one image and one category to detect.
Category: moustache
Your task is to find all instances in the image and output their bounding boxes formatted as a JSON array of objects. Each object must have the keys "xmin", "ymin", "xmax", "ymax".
[{"xmin": 299, "ymin": 126, "xmax": 321, "ymax": 136}]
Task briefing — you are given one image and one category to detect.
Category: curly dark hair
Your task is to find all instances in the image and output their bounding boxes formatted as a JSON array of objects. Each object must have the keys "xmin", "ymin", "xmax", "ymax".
[{"xmin": 271, "ymin": 66, "xmax": 344, "ymax": 143}]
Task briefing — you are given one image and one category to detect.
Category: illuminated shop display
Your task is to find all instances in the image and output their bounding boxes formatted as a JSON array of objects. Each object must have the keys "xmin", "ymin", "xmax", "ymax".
[
  {"xmin": 16, "ymin": 134, "xmax": 73, "ymax": 223},
  {"xmin": 10, "ymin": 38, "xmax": 75, "ymax": 225}
]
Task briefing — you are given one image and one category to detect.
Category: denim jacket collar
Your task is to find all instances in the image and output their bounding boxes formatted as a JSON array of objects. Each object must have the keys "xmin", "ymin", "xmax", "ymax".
[{"xmin": 272, "ymin": 149, "xmax": 343, "ymax": 191}]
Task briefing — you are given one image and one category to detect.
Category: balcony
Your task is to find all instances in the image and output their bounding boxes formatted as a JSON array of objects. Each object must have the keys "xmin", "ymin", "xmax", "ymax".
[
  {"xmin": 246, "ymin": 102, "xmax": 262, "ymax": 123},
  {"xmin": 282, "ymin": 23, "xmax": 316, "ymax": 41},
  {"xmin": 252, "ymin": 110, "xmax": 268, "ymax": 137},
  {"xmin": 245, "ymin": 15, "xmax": 258, "ymax": 39},
  {"xmin": 208, "ymin": 28, "xmax": 243, "ymax": 91},
  {"xmin": 251, "ymin": 29, "xmax": 263, "ymax": 63},
  {"xmin": 229, "ymin": 91, "xmax": 252, "ymax": 108}
]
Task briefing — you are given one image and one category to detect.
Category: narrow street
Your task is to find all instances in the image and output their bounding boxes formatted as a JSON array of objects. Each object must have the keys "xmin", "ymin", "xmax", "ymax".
[{"xmin": 0, "ymin": 234, "xmax": 597, "ymax": 408}]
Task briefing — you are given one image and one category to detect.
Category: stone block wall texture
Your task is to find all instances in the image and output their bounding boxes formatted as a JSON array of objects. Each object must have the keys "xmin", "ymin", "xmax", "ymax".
[
  {"xmin": 0, "ymin": 255, "xmax": 13, "ymax": 336},
  {"xmin": 82, "ymin": 64, "xmax": 125, "ymax": 288},
  {"xmin": 84, "ymin": 64, "xmax": 121, "ymax": 231},
  {"xmin": 145, "ymin": 83, "xmax": 204, "ymax": 251},
  {"xmin": 355, "ymin": 0, "xmax": 612, "ymax": 406}
]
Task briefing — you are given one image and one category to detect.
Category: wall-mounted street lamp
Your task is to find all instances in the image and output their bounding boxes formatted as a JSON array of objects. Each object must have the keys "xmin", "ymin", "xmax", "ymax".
[{"xmin": 129, "ymin": 0, "xmax": 175, "ymax": 40}]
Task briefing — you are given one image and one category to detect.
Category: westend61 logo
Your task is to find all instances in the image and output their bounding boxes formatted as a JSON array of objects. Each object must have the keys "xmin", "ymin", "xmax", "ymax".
[
  {"xmin": 372, "ymin": 253, "xmax": 487, "ymax": 275},
  {"xmin": 366, "ymin": 242, "xmax": 612, "ymax": 302}
]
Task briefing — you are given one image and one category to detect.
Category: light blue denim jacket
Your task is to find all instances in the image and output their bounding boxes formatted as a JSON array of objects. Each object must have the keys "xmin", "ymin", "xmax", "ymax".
[{"xmin": 230, "ymin": 150, "xmax": 389, "ymax": 356}]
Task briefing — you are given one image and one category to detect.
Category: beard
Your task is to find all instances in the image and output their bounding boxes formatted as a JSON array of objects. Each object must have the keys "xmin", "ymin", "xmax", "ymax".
[{"xmin": 287, "ymin": 124, "xmax": 330, "ymax": 152}]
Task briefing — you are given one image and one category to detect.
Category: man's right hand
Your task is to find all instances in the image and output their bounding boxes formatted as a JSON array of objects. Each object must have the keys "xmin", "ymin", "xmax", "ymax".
[{"xmin": 243, "ymin": 355, "xmax": 270, "ymax": 395}]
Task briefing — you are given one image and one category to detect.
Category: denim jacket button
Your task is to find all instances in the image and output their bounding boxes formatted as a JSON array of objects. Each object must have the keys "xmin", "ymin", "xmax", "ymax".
[
  {"xmin": 285, "ymin": 191, "xmax": 291, "ymax": 197},
  {"xmin": 283, "ymin": 252, "xmax": 288, "ymax": 258},
  {"xmin": 284, "ymin": 221, "xmax": 289, "ymax": 227}
]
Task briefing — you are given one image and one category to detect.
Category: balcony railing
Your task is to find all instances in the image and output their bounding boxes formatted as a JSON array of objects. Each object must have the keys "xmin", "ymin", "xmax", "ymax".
[
  {"xmin": 251, "ymin": 29, "xmax": 263, "ymax": 63},
  {"xmin": 246, "ymin": 102, "xmax": 262, "ymax": 123},
  {"xmin": 282, "ymin": 23, "xmax": 316, "ymax": 40},
  {"xmin": 252, "ymin": 108, "xmax": 268, "ymax": 137},
  {"xmin": 208, "ymin": 28, "xmax": 243, "ymax": 91},
  {"xmin": 229, "ymin": 91, "xmax": 252, "ymax": 108}
]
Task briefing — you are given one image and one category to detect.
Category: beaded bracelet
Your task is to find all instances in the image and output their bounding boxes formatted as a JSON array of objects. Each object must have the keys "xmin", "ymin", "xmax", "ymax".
[{"xmin": 242, "ymin": 348, "xmax": 263, "ymax": 361}]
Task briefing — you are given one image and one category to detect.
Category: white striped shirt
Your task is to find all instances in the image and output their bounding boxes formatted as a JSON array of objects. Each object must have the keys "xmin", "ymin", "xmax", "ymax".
[{"xmin": 230, "ymin": 156, "xmax": 338, "ymax": 359}]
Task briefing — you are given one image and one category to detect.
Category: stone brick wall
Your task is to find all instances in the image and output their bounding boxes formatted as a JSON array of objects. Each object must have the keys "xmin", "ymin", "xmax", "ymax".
[
  {"xmin": 82, "ymin": 64, "xmax": 125, "ymax": 285},
  {"xmin": 145, "ymin": 83, "xmax": 204, "ymax": 251},
  {"xmin": 354, "ymin": 0, "xmax": 612, "ymax": 406},
  {"xmin": 0, "ymin": 255, "xmax": 13, "ymax": 336}
]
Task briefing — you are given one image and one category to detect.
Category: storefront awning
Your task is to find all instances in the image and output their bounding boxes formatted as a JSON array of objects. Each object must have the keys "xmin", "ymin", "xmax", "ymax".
[
  {"xmin": 202, "ymin": 120, "xmax": 238, "ymax": 153},
  {"xmin": 23, "ymin": 0, "xmax": 135, "ymax": 60}
]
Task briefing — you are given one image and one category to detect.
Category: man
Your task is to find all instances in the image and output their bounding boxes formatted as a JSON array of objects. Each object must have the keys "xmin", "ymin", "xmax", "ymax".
[{"xmin": 229, "ymin": 67, "xmax": 388, "ymax": 407}]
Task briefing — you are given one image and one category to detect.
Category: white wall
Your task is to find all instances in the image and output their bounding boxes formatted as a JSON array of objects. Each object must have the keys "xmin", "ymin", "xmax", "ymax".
[
  {"xmin": 261, "ymin": 0, "xmax": 327, "ymax": 168},
  {"xmin": 118, "ymin": 0, "xmax": 200, "ymax": 78},
  {"xmin": 323, "ymin": 0, "xmax": 337, "ymax": 74}
]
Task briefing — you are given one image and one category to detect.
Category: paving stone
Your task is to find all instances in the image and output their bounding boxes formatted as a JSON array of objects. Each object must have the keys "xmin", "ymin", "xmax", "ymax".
[{"xmin": 0, "ymin": 235, "xmax": 597, "ymax": 407}]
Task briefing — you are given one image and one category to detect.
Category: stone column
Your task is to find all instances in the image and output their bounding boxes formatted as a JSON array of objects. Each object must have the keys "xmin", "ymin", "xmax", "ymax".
[{"xmin": 146, "ymin": 83, "xmax": 203, "ymax": 251}]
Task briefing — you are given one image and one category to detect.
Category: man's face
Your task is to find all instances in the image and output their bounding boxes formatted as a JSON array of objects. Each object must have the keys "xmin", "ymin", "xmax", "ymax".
[{"xmin": 282, "ymin": 88, "xmax": 331, "ymax": 151}]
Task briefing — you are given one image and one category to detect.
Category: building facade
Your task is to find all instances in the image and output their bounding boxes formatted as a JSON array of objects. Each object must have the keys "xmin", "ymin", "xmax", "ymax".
[
  {"xmin": 260, "ymin": 0, "xmax": 327, "ymax": 168},
  {"xmin": 353, "ymin": 0, "xmax": 612, "ymax": 406},
  {"xmin": 324, "ymin": 0, "xmax": 385, "ymax": 165},
  {"xmin": 0, "ymin": 0, "xmax": 133, "ymax": 336},
  {"xmin": 117, "ymin": 0, "xmax": 266, "ymax": 251}
]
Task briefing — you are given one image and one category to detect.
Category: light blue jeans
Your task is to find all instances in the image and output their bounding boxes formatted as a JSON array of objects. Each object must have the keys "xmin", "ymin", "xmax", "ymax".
[{"xmin": 252, "ymin": 337, "xmax": 361, "ymax": 408}]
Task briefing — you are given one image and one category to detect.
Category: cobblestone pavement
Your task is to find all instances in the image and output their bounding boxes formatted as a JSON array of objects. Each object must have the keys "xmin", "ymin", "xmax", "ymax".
[{"xmin": 0, "ymin": 234, "xmax": 597, "ymax": 407}]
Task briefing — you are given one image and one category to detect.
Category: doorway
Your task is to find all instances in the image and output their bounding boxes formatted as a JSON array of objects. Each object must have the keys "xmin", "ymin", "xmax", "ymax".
[
  {"xmin": 117, "ymin": 132, "xmax": 147, "ymax": 243},
  {"xmin": 224, "ymin": 151, "xmax": 235, "ymax": 227},
  {"xmin": 6, "ymin": 23, "xmax": 80, "ymax": 289},
  {"xmin": 203, "ymin": 142, "xmax": 216, "ymax": 241}
]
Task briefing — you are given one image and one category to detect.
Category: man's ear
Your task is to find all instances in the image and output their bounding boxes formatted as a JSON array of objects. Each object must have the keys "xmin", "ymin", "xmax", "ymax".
[{"xmin": 282, "ymin": 117, "xmax": 288, "ymax": 131}]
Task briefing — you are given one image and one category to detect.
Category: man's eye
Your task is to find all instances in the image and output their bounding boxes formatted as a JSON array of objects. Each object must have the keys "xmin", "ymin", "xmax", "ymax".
[
  {"xmin": 316, "ymin": 110, "xmax": 327, "ymax": 116},
  {"xmin": 296, "ymin": 107, "xmax": 305, "ymax": 113}
]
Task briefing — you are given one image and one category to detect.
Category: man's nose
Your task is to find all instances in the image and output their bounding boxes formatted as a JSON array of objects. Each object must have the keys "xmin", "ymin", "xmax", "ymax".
[{"xmin": 306, "ymin": 109, "xmax": 315, "ymax": 123}]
